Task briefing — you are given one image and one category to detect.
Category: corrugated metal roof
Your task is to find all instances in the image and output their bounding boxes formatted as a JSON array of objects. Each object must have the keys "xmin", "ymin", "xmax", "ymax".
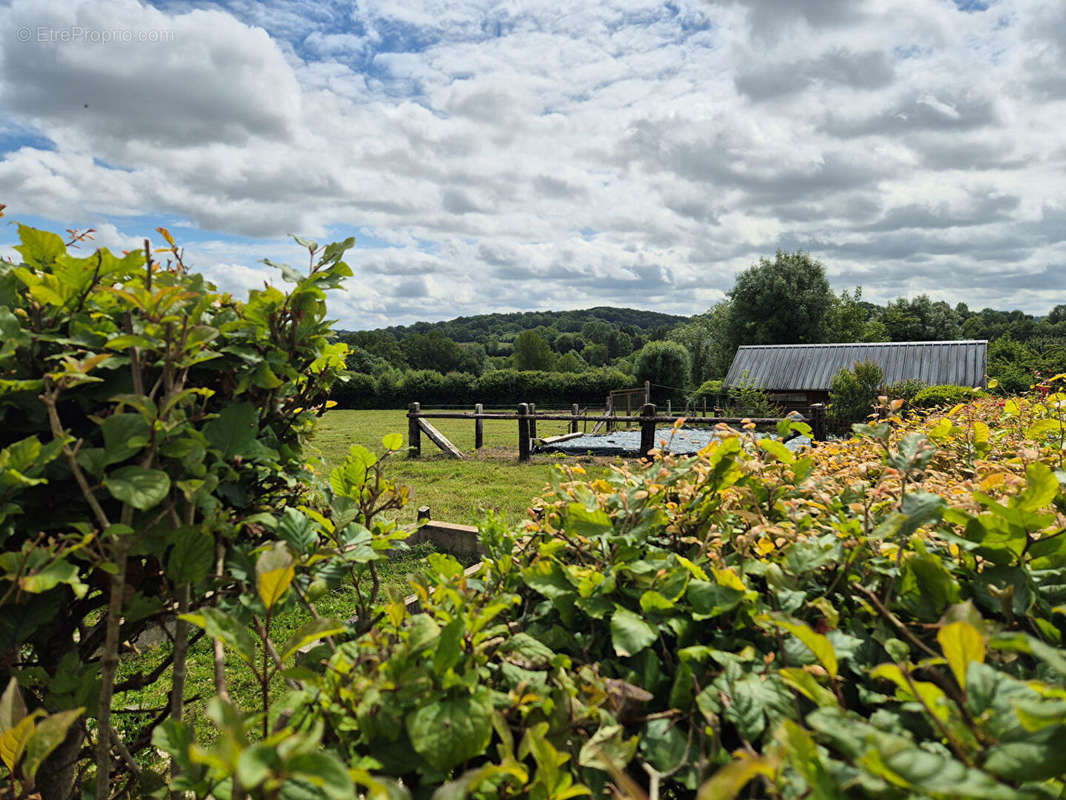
[{"xmin": 723, "ymin": 340, "xmax": 988, "ymax": 391}]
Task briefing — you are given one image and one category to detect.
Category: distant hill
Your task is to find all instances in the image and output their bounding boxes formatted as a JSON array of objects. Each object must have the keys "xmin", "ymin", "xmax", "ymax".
[{"xmin": 356, "ymin": 307, "xmax": 690, "ymax": 342}]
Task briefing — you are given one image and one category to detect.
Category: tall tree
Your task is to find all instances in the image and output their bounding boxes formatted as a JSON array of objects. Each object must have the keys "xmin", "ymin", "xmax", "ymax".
[
  {"xmin": 635, "ymin": 340, "xmax": 691, "ymax": 402},
  {"xmin": 881, "ymin": 295, "xmax": 961, "ymax": 341},
  {"xmin": 728, "ymin": 250, "xmax": 834, "ymax": 345},
  {"xmin": 512, "ymin": 330, "xmax": 555, "ymax": 371}
]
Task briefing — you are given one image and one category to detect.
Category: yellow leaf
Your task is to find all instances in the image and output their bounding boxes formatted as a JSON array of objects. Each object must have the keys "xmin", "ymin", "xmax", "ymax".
[
  {"xmin": 766, "ymin": 616, "xmax": 838, "ymax": 679},
  {"xmin": 0, "ymin": 714, "xmax": 38, "ymax": 772},
  {"xmin": 979, "ymin": 473, "xmax": 1006, "ymax": 492},
  {"xmin": 157, "ymin": 226, "xmax": 175, "ymax": 247},
  {"xmin": 937, "ymin": 621, "xmax": 985, "ymax": 688},
  {"xmin": 713, "ymin": 567, "xmax": 746, "ymax": 593},
  {"xmin": 255, "ymin": 543, "xmax": 294, "ymax": 610},
  {"xmin": 697, "ymin": 755, "xmax": 775, "ymax": 800},
  {"xmin": 755, "ymin": 537, "xmax": 775, "ymax": 556}
]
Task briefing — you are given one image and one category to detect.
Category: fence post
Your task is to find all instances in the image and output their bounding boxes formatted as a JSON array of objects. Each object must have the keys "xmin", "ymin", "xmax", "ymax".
[
  {"xmin": 408, "ymin": 402, "xmax": 421, "ymax": 458},
  {"xmin": 666, "ymin": 399, "xmax": 671, "ymax": 416},
  {"xmin": 606, "ymin": 395, "xmax": 614, "ymax": 433},
  {"xmin": 528, "ymin": 402, "xmax": 537, "ymax": 440},
  {"xmin": 517, "ymin": 403, "xmax": 530, "ymax": 462},
  {"xmin": 640, "ymin": 403, "xmax": 657, "ymax": 460},
  {"xmin": 474, "ymin": 403, "xmax": 483, "ymax": 450},
  {"xmin": 702, "ymin": 396, "xmax": 707, "ymax": 417},
  {"xmin": 643, "ymin": 380, "xmax": 650, "ymax": 405},
  {"xmin": 570, "ymin": 404, "xmax": 579, "ymax": 434},
  {"xmin": 417, "ymin": 505, "xmax": 431, "ymax": 522},
  {"xmin": 809, "ymin": 403, "xmax": 827, "ymax": 442}
]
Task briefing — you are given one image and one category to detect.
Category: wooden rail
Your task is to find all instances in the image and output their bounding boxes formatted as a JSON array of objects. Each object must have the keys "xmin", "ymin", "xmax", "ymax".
[{"xmin": 406, "ymin": 402, "xmax": 827, "ymax": 461}]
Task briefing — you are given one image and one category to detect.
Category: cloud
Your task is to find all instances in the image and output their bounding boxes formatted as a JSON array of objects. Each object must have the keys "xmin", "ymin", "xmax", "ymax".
[{"xmin": 0, "ymin": 0, "xmax": 1064, "ymax": 326}]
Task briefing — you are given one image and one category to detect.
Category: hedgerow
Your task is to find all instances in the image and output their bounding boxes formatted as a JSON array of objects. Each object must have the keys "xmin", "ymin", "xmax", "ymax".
[
  {"xmin": 331, "ymin": 366, "xmax": 635, "ymax": 408},
  {"xmin": 172, "ymin": 389, "xmax": 1066, "ymax": 799}
]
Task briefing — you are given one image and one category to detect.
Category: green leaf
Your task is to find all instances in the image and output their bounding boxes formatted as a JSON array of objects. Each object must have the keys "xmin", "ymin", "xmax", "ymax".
[
  {"xmin": 19, "ymin": 559, "xmax": 87, "ymax": 598},
  {"xmin": 14, "ymin": 225, "xmax": 65, "ymax": 268},
  {"xmin": 22, "ymin": 708, "xmax": 83, "ymax": 780},
  {"xmin": 382, "ymin": 433, "xmax": 403, "ymax": 451},
  {"xmin": 256, "ymin": 542, "xmax": 294, "ymax": 610},
  {"xmin": 1017, "ymin": 461, "xmax": 1058, "ymax": 512},
  {"xmin": 610, "ymin": 607, "xmax": 657, "ymax": 657},
  {"xmin": 988, "ymin": 632, "xmax": 1066, "ymax": 675},
  {"xmin": 179, "ymin": 608, "xmax": 257, "ymax": 667},
  {"xmin": 151, "ymin": 719, "xmax": 198, "ymax": 777},
  {"xmin": 898, "ymin": 553, "xmax": 961, "ymax": 622},
  {"xmin": 405, "ymin": 692, "xmax": 493, "ymax": 772},
  {"xmin": 433, "ymin": 618, "xmax": 465, "ymax": 675},
  {"xmin": 100, "ymin": 413, "xmax": 150, "ymax": 464},
  {"xmin": 983, "ymin": 738, "xmax": 1066, "ymax": 782},
  {"xmin": 564, "ymin": 503, "xmax": 613, "ymax": 538},
  {"xmin": 778, "ymin": 667, "xmax": 837, "ymax": 707},
  {"xmin": 290, "ymin": 234, "xmax": 319, "ymax": 252},
  {"xmin": 579, "ymin": 724, "xmax": 638, "ymax": 772},
  {"xmin": 288, "ymin": 752, "xmax": 355, "ymax": 800},
  {"xmin": 263, "ymin": 258, "xmax": 303, "ymax": 284},
  {"xmin": 758, "ymin": 437, "xmax": 794, "ymax": 464},
  {"xmin": 686, "ymin": 579, "xmax": 744, "ymax": 617},
  {"xmin": 1026, "ymin": 418, "xmax": 1063, "ymax": 440},
  {"xmin": 103, "ymin": 465, "xmax": 171, "ymax": 510},
  {"xmin": 776, "ymin": 719, "xmax": 843, "ymax": 800},
  {"xmin": 639, "ymin": 590, "xmax": 675, "ymax": 612},
  {"xmin": 236, "ymin": 743, "xmax": 279, "ymax": 788},
  {"xmin": 937, "ymin": 621, "xmax": 985, "ymax": 688},
  {"xmin": 167, "ymin": 529, "xmax": 214, "ymax": 585},
  {"xmin": 330, "ymin": 444, "xmax": 377, "ymax": 498},
  {"xmin": 640, "ymin": 717, "xmax": 687, "ymax": 773},
  {"xmin": 278, "ymin": 507, "xmax": 317, "ymax": 554},
  {"xmin": 281, "ymin": 617, "xmax": 348, "ymax": 662},
  {"xmin": 203, "ymin": 402, "xmax": 259, "ymax": 459}
]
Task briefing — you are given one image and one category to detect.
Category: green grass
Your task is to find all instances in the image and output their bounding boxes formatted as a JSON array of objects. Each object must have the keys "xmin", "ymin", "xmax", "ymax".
[{"xmin": 310, "ymin": 409, "xmax": 618, "ymax": 526}]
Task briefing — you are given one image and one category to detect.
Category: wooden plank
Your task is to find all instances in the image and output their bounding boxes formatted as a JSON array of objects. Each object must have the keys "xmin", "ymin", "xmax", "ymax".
[
  {"xmin": 538, "ymin": 431, "xmax": 585, "ymax": 446},
  {"xmin": 590, "ymin": 407, "xmax": 612, "ymax": 434},
  {"xmin": 417, "ymin": 418, "xmax": 464, "ymax": 459}
]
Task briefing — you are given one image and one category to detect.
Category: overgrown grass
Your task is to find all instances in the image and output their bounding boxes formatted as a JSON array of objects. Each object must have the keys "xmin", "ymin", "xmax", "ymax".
[{"xmin": 311, "ymin": 409, "xmax": 616, "ymax": 526}]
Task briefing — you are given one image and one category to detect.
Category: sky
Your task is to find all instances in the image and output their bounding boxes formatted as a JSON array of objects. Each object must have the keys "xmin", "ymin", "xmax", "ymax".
[{"xmin": 0, "ymin": 0, "xmax": 1063, "ymax": 329}]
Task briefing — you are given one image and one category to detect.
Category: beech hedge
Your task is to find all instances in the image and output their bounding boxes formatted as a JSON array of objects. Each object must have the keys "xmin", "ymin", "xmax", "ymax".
[{"xmin": 331, "ymin": 366, "xmax": 636, "ymax": 408}]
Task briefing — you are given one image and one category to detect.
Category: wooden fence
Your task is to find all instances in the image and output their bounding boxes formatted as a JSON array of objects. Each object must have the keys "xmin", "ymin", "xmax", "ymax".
[{"xmin": 407, "ymin": 401, "xmax": 827, "ymax": 461}]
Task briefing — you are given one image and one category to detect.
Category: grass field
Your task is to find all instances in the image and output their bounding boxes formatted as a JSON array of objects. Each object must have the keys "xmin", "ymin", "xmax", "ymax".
[{"xmin": 310, "ymin": 408, "xmax": 618, "ymax": 526}]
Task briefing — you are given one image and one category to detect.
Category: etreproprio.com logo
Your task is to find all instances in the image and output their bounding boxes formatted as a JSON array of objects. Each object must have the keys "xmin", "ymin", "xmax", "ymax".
[{"xmin": 16, "ymin": 25, "xmax": 175, "ymax": 44}]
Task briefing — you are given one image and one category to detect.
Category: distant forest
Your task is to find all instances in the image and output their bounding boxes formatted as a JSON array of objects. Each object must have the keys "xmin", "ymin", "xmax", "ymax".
[{"xmin": 332, "ymin": 251, "xmax": 1066, "ymax": 407}]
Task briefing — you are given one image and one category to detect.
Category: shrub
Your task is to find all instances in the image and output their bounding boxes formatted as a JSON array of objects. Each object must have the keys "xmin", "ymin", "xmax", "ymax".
[
  {"xmin": 828, "ymin": 359, "xmax": 884, "ymax": 424},
  {"xmin": 724, "ymin": 372, "xmax": 782, "ymax": 417},
  {"xmin": 689, "ymin": 379, "xmax": 724, "ymax": 409},
  {"xmin": 0, "ymin": 221, "xmax": 353, "ymax": 797},
  {"xmin": 913, "ymin": 383, "xmax": 986, "ymax": 409},
  {"xmin": 883, "ymin": 377, "xmax": 926, "ymax": 406}
]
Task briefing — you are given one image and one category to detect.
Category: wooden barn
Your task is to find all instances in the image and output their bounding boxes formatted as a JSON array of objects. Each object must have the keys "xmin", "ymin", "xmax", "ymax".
[{"xmin": 723, "ymin": 340, "xmax": 988, "ymax": 408}]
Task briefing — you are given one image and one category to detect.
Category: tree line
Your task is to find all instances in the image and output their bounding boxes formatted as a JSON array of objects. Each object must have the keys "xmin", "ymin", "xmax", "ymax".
[{"xmin": 332, "ymin": 251, "xmax": 1066, "ymax": 407}]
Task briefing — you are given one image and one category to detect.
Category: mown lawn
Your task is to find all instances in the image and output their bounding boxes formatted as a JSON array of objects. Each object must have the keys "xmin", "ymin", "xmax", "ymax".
[{"xmin": 310, "ymin": 408, "xmax": 617, "ymax": 526}]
